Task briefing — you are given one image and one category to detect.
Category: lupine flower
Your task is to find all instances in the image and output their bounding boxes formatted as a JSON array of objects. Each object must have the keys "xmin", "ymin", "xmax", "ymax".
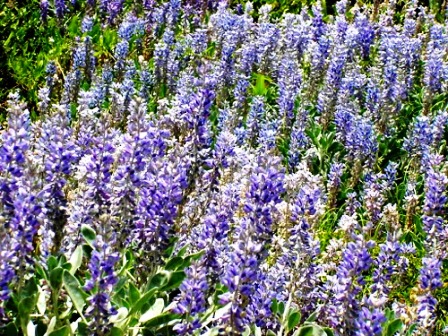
[
  {"xmin": 275, "ymin": 186, "xmax": 323, "ymax": 317},
  {"xmin": 107, "ymin": 0, "xmax": 125, "ymax": 23},
  {"xmin": 37, "ymin": 87, "xmax": 51, "ymax": 113},
  {"xmin": 353, "ymin": 307, "xmax": 386, "ymax": 336},
  {"xmin": 0, "ymin": 99, "xmax": 37, "ymax": 303},
  {"xmin": 416, "ymin": 257, "xmax": 443, "ymax": 332},
  {"xmin": 403, "ymin": 115, "xmax": 432, "ymax": 162},
  {"xmin": 81, "ymin": 16, "xmax": 94, "ymax": 34},
  {"xmin": 110, "ymin": 98, "xmax": 168, "ymax": 247},
  {"xmin": 132, "ymin": 155, "xmax": 185, "ymax": 267},
  {"xmin": 277, "ymin": 55, "xmax": 301, "ymax": 127},
  {"xmin": 45, "ymin": 61, "xmax": 57, "ymax": 88},
  {"xmin": 9, "ymin": 187, "xmax": 45, "ymax": 286},
  {"xmin": 259, "ymin": 117, "xmax": 280, "ymax": 152},
  {"xmin": 363, "ymin": 174, "xmax": 385, "ymax": 224},
  {"xmin": 34, "ymin": 104, "xmax": 78, "ymax": 254},
  {"xmin": 84, "ymin": 235, "xmax": 120, "ymax": 335},
  {"xmin": 324, "ymin": 236, "xmax": 375, "ymax": 334},
  {"xmin": 255, "ymin": 16, "xmax": 280, "ymax": 71},
  {"xmin": 63, "ymin": 113, "xmax": 117, "ymax": 254},
  {"xmin": 335, "ymin": 107, "xmax": 378, "ymax": 168},
  {"xmin": 195, "ymin": 181, "xmax": 239, "ymax": 276},
  {"xmin": 219, "ymin": 163, "xmax": 284, "ymax": 333},
  {"xmin": 114, "ymin": 41, "xmax": 129, "ymax": 72},
  {"xmin": 40, "ymin": 0, "xmax": 49, "ymax": 21},
  {"xmin": 317, "ymin": 42, "xmax": 348, "ymax": 127},
  {"xmin": 289, "ymin": 110, "xmax": 309, "ymax": 169},
  {"xmin": 173, "ymin": 261, "xmax": 208, "ymax": 335},
  {"xmin": 422, "ymin": 153, "xmax": 448, "ymax": 252},
  {"xmin": 431, "ymin": 110, "xmax": 448, "ymax": 146},
  {"xmin": 55, "ymin": 0, "xmax": 67, "ymax": 19},
  {"xmin": 0, "ymin": 93, "xmax": 31, "ymax": 218},
  {"xmin": 353, "ymin": 11, "xmax": 375, "ymax": 58},
  {"xmin": 369, "ymin": 236, "xmax": 414, "ymax": 311},
  {"xmin": 242, "ymin": 96, "xmax": 265, "ymax": 147},
  {"xmin": 423, "ymin": 25, "xmax": 446, "ymax": 102},
  {"xmin": 327, "ymin": 162, "xmax": 344, "ymax": 208}
]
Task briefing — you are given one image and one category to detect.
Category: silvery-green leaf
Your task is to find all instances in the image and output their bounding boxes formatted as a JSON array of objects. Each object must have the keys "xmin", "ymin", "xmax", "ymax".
[
  {"xmin": 139, "ymin": 298, "xmax": 165, "ymax": 323},
  {"xmin": 70, "ymin": 319, "xmax": 80, "ymax": 334},
  {"xmin": 62, "ymin": 270, "xmax": 87, "ymax": 322},
  {"xmin": 37, "ymin": 286, "xmax": 47, "ymax": 315},
  {"xmin": 242, "ymin": 326, "xmax": 251, "ymax": 336},
  {"xmin": 293, "ymin": 324, "xmax": 327, "ymax": 336},
  {"xmin": 69, "ymin": 245, "xmax": 83, "ymax": 275},
  {"xmin": 27, "ymin": 321, "xmax": 35, "ymax": 336},
  {"xmin": 202, "ymin": 303, "xmax": 231, "ymax": 327},
  {"xmin": 44, "ymin": 317, "xmax": 57, "ymax": 336},
  {"xmin": 110, "ymin": 307, "xmax": 128, "ymax": 324},
  {"xmin": 200, "ymin": 327, "xmax": 220, "ymax": 336}
]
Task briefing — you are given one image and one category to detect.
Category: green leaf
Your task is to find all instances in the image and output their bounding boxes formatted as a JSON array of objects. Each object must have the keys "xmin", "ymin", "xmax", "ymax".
[
  {"xmin": 62, "ymin": 262, "xmax": 72, "ymax": 271},
  {"xmin": 323, "ymin": 327, "xmax": 334, "ymax": 336},
  {"xmin": 1, "ymin": 322, "xmax": 18, "ymax": 336},
  {"xmin": 384, "ymin": 308, "xmax": 395, "ymax": 321},
  {"xmin": 69, "ymin": 103, "xmax": 78, "ymax": 121},
  {"xmin": 175, "ymin": 244, "xmax": 188, "ymax": 258},
  {"xmin": 62, "ymin": 270, "xmax": 87, "ymax": 320},
  {"xmin": 49, "ymin": 267, "xmax": 64, "ymax": 291},
  {"xmin": 293, "ymin": 325, "xmax": 327, "ymax": 336},
  {"xmin": 80, "ymin": 225, "xmax": 96, "ymax": 246},
  {"xmin": 128, "ymin": 288, "xmax": 158, "ymax": 316},
  {"xmin": 18, "ymin": 296, "xmax": 37, "ymax": 332},
  {"xmin": 117, "ymin": 250, "xmax": 134, "ymax": 276},
  {"xmin": 102, "ymin": 28, "xmax": 117, "ymax": 51},
  {"xmin": 161, "ymin": 271, "xmax": 186, "ymax": 291},
  {"xmin": 405, "ymin": 324, "xmax": 417, "ymax": 336},
  {"xmin": 110, "ymin": 327, "xmax": 124, "ymax": 336},
  {"xmin": 252, "ymin": 73, "xmax": 271, "ymax": 96},
  {"xmin": 165, "ymin": 257, "xmax": 185, "ymax": 271},
  {"xmin": 69, "ymin": 245, "xmax": 83, "ymax": 275},
  {"xmin": 184, "ymin": 250, "xmax": 205, "ymax": 263},
  {"xmin": 385, "ymin": 319, "xmax": 403, "ymax": 336},
  {"xmin": 147, "ymin": 272, "xmax": 169, "ymax": 291},
  {"xmin": 139, "ymin": 298, "xmax": 165, "ymax": 323},
  {"xmin": 114, "ymin": 278, "xmax": 128, "ymax": 301},
  {"xmin": 21, "ymin": 277, "xmax": 38, "ymax": 299},
  {"xmin": 68, "ymin": 16, "xmax": 80, "ymax": 37},
  {"xmin": 49, "ymin": 326, "xmax": 70, "ymax": 336},
  {"xmin": 305, "ymin": 311, "xmax": 318, "ymax": 323},
  {"xmin": 142, "ymin": 313, "xmax": 180, "ymax": 328},
  {"xmin": 129, "ymin": 282, "xmax": 140, "ymax": 305},
  {"xmin": 287, "ymin": 311, "xmax": 302, "ymax": 332},
  {"xmin": 35, "ymin": 263, "xmax": 48, "ymax": 281},
  {"xmin": 271, "ymin": 299, "xmax": 278, "ymax": 315},
  {"xmin": 75, "ymin": 322, "xmax": 89, "ymax": 336},
  {"xmin": 277, "ymin": 301, "xmax": 285, "ymax": 315}
]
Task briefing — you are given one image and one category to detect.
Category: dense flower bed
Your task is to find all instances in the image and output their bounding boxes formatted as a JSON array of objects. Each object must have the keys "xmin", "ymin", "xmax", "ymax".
[{"xmin": 1, "ymin": 0, "xmax": 448, "ymax": 335}]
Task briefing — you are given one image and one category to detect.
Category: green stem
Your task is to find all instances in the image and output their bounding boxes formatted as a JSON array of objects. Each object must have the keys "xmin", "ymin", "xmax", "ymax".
[{"xmin": 53, "ymin": 288, "xmax": 60, "ymax": 327}]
